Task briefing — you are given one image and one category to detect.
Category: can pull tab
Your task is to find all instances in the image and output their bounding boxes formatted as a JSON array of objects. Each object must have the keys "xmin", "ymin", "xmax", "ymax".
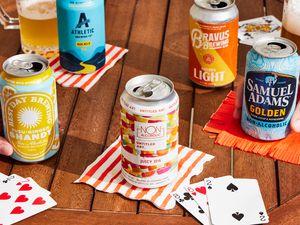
[
  {"xmin": 134, "ymin": 79, "xmax": 163, "ymax": 98},
  {"xmin": 12, "ymin": 60, "xmax": 33, "ymax": 70},
  {"xmin": 210, "ymin": 0, "xmax": 221, "ymax": 4},
  {"xmin": 209, "ymin": 0, "xmax": 227, "ymax": 8}
]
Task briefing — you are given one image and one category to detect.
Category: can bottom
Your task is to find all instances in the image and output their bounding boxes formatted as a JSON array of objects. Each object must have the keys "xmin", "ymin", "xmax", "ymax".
[
  {"xmin": 121, "ymin": 167, "xmax": 178, "ymax": 189},
  {"xmin": 10, "ymin": 150, "xmax": 59, "ymax": 164},
  {"xmin": 241, "ymin": 123, "xmax": 288, "ymax": 141},
  {"xmin": 59, "ymin": 49, "xmax": 106, "ymax": 74},
  {"xmin": 190, "ymin": 79, "xmax": 233, "ymax": 89}
]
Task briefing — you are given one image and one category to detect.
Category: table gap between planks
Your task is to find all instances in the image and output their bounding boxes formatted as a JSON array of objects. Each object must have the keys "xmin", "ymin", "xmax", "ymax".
[{"xmin": 0, "ymin": 0, "xmax": 298, "ymax": 224}]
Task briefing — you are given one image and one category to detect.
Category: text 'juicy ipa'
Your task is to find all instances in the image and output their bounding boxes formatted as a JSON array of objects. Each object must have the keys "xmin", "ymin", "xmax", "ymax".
[
  {"xmin": 189, "ymin": 0, "xmax": 239, "ymax": 87},
  {"xmin": 56, "ymin": 0, "xmax": 106, "ymax": 74}
]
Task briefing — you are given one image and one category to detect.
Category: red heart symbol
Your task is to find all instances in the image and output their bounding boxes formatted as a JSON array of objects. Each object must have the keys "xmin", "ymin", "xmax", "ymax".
[
  {"xmin": 15, "ymin": 195, "xmax": 29, "ymax": 203},
  {"xmin": 32, "ymin": 197, "xmax": 46, "ymax": 205},
  {"xmin": 19, "ymin": 184, "xmax": 32, "ymax": 191},
  {"xmin": 195, "ymin": 186, "xmax": 206, "ymax": 195},
  {"xmin": 191, "ymin": 191, "xmax": 197, "ymax": 196},
  {"xmin": 0, "ymin": 192, "xmax": 11, "ymax": 200},
  {"xmin": 10, "ymin": 206, "xmax": 24, "ymax": 214},
  {"xmin": 16, "ymin": 182, "xmax": 22, "ymax": 186}
]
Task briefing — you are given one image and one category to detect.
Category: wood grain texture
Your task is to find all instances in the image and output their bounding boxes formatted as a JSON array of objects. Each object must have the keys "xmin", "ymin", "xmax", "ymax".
[
  {"xmin": 49, "ymin": 0, "xmax": 137, "ymax": 211},
  {"xmin": 265, "ymin": 0, "xmax": 300, "ymax": 205},
  {"xmin": 268, "ymin": 194, "xmax": 300, "ymax": 225},
  {"xmin": 22, "ymin": 210, "xmax": 199, "ymax": 225},
  {"xmin": 266, "ymin": 0, "xmax": 283, "ymax": 19},
  {"xmin": 233, "ymin": 0, "xmax": 278, "ymax": 211}
]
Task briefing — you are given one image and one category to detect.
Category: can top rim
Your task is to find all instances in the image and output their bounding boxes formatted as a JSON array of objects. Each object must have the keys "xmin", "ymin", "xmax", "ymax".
[
  {"xmin": 2, "ymin": 54, "xmax": 49, "ymax": 77},
  {"xmin": 194, "ymin": 0, "xmax": 235, "ymax": 10},
  {"xmin": 125, "ymin": 75, "xmax": 174, "ymax": 101},
  {"xmin": 253, "ymin": 37, "xmax": 298, "ymax": 58}
]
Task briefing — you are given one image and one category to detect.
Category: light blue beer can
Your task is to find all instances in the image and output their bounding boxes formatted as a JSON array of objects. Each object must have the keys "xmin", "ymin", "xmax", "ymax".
[
  {"xmin": 56, "ymin": 0, "xmax": 106, "ymax": 74},
  {"xmin": 241, "ymin": 37, "xmax": 300, "ymax": 140}
]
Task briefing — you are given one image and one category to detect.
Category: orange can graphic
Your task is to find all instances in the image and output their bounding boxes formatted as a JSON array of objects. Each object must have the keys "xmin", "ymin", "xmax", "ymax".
[{"xmin": 189, "ymin": 0, "xmax": 239, "ymax": 87}]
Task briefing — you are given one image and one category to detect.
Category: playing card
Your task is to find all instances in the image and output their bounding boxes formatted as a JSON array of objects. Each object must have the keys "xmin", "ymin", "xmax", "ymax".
[
  {"xmin": 0, "ymin": 175, "xmax": 56, "ymax": 225},
  {"xmin": 185, "ymin": 181, "xmax": 210, "ymax": 217},
  {"xmin": 205, "ymin": 177, "xmax": 269, "ymax": 225},
  {"xmin": 0, "ymin": 174, "xmax": 50, "ymax": 196},
  {"xmin": 171, "ymin": 186, "xmax": 211, "ymax": 225},
  {"xmin": 239, "ymin": 15, "xmax": 282, "ymax": 46}
]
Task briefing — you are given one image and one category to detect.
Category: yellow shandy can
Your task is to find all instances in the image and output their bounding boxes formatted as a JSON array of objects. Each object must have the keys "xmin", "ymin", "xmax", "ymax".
[{"xmin": 0, "ymin": 54, "xmax": 60, "ymax": 162}]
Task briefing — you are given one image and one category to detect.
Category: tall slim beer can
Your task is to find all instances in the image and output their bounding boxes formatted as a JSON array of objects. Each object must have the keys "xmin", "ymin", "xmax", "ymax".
[
  {"xmin": 189, "ymin": 0, "xmax": 239, "ymax": 87},
  {"xmin": 56, "ymin": 0, "xmax": 106, "ymax": 74}
]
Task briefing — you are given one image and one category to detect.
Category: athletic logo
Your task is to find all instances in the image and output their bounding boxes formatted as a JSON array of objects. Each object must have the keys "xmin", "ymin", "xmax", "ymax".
[{"xmin": 76, "ymin": 13, "xmax": 90, "ymax": 28}]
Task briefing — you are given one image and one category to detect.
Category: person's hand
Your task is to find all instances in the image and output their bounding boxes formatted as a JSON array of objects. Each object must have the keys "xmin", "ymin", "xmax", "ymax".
[
  {"xmin": 233, "ymin": 80, "xmax": 300, "ymax": 132},
  {"xmin": 0, "ymin": 137, "xmax": 13, "ymax": 156}
]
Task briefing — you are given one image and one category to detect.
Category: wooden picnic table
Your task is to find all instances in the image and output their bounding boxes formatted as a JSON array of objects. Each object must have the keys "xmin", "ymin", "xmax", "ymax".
[{"xmin": 0, "ymin": 0, "xmax": 299, "ymax": 224}]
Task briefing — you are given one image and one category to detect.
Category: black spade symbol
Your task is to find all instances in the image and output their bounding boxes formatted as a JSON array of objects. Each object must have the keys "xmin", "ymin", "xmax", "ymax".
[
  {"xmin": 259, "ymin": 211, "xmax": 264, "ymax": 215},
  {"xmin": 198, "ymin": 206, "xmax": 204, "ymax": 214},
  {"xmin": 227, "ymin": 183, "xmax": 238, "ymax": 192},
  {"xmin": 232, "ymin": 212, "xmax": 244, "ymax": 221},
  {"xmin": 183, "ymin": 192, "xmax": 193, "ymax": 201}
]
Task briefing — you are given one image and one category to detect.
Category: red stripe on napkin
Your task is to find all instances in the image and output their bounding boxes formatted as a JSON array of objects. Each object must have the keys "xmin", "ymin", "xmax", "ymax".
[{"xmin": 75, "ymin": 138, "xmax": 214, "ymax": 210}]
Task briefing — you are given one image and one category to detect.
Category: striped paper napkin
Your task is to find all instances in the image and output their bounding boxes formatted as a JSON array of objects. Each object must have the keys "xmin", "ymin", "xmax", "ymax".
[
  {"xmin": 49, "ymin": 44, "xmax": 128, "ymax": 92},
  {"xmin": 75, "ymin": 138, "xmax": 214, "ymax": 210}
]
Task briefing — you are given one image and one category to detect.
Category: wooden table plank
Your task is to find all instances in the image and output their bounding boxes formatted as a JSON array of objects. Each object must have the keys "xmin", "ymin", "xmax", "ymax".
[
  {"xmin": 0, "ymin": 0, "xmax": 21, "ymax": 175},
  {"xmin": 268, "ymin": 194, "xmax": 300, "ymax": 225},
  {"xmin": 265, "ymin": 0, "xmax": 300, "ymax": 205},
  {"xmin": 137, "ymin": 0, "xmax": 194, "ymax": 215},
  {"xmin": 233, "ymin": 0, "xmax": 278, "ymax": 211},
  {"xmin": 266, "ymin": 0, "xmax": 284, "ymax": 21},
  {"xmin": 49, "ymin": 0, "xmax": 137, "ymax": 210},
  {"xmin": 22, "ymin": 209, "xmax": 199, "ymax": 225}
]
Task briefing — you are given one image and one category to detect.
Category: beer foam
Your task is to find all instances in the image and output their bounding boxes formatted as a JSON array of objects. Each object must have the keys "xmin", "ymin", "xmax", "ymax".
[
  {"xmin": 19, "ymin": 0, "xmax": 56, "ymax": 20},
  {"xmin": 283, "ymin": 0, "xmax": 300, "ymax": 36}
]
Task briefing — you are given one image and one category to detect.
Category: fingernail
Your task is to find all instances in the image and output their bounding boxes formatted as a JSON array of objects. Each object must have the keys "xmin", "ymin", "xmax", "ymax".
[{"xmin": 0, "ymin": 143, "xmax": 13, "ymax": 156}]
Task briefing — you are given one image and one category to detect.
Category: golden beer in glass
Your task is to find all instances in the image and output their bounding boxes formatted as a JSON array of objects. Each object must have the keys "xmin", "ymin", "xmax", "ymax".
[
  {"xmin": 0, "ymin": 0, "xmax": 58, "ymax": 58},
  {"xmin": 282, "ymin": 0, "xmax": 300, "ymax": 50}
]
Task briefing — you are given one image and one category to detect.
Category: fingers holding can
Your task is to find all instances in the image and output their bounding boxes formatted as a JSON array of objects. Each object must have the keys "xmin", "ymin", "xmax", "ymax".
[{"xmin": 0, "ymin": 137, "xmax": 13, "ymax": 156}]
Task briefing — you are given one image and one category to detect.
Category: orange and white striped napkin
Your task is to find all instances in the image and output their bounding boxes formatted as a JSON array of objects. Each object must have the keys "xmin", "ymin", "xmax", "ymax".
[
  {"xmin": 49, "ymin": 44, "xmax": 128, "ymax": 92},
  {"xmin": 75, "ymin": 138, "xmax": 214, "ymax": 210}
]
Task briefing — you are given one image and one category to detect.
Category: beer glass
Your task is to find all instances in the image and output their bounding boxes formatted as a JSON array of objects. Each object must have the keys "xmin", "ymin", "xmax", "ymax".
[
  {"xmin": 282, "ymin": 0, "xmax": 300, "ymax": 51},
  {"xmin": 0, "ymin": 0, "xmax": 58, "ymax": 58}
]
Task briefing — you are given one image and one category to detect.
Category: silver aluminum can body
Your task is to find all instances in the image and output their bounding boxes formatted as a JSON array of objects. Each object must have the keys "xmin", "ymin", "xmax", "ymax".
[
  {"xmin": 241, "ymin": 37, "xmax": 300, "ymax": 140},
  {"xmin": 120, "ymin": 75, "xmax": 179, "ymax": 188}
]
